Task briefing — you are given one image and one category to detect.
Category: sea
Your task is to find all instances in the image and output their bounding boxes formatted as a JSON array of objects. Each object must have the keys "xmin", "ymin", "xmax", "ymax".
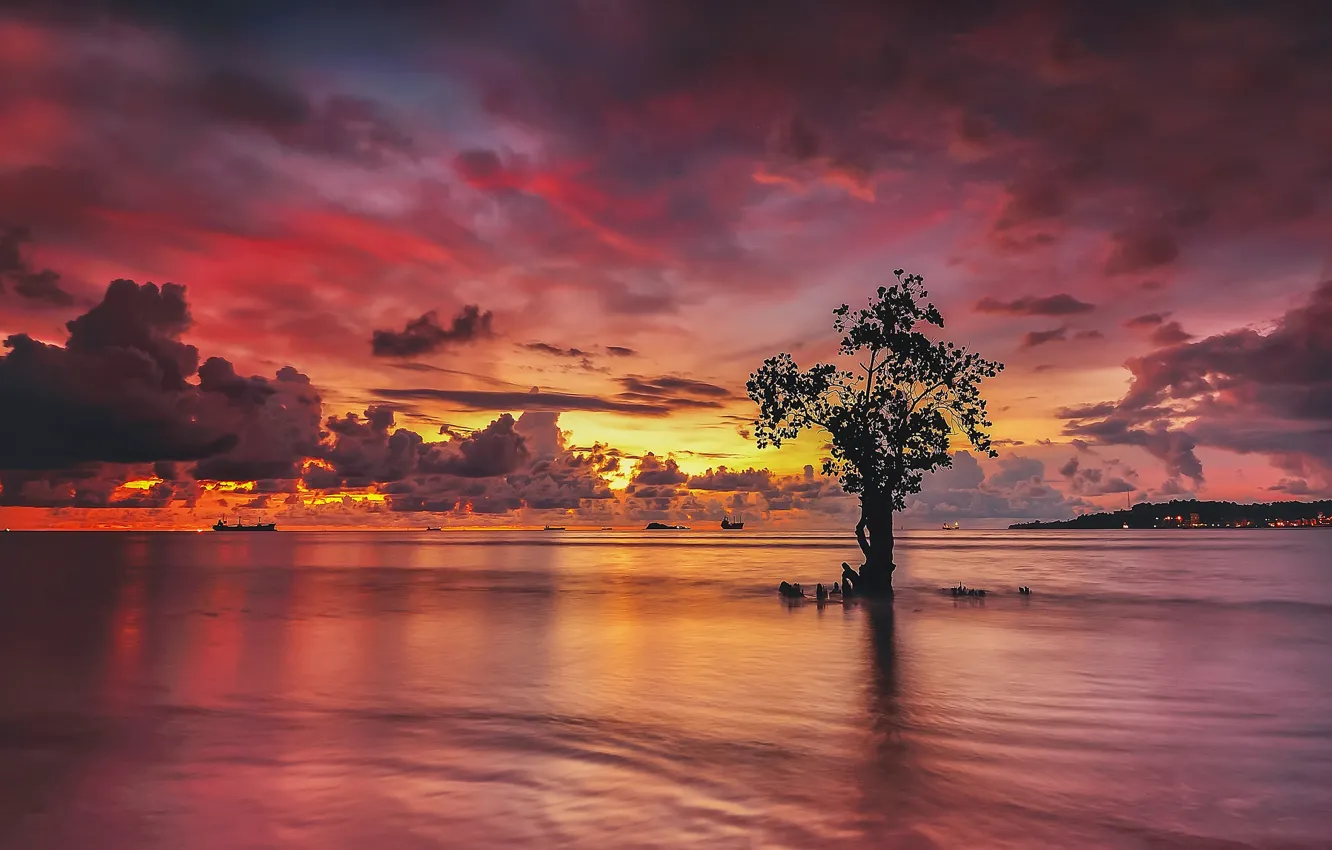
[{"xmin": 1, "ymin": 529, "xmax": 1329, "ymax": 849}]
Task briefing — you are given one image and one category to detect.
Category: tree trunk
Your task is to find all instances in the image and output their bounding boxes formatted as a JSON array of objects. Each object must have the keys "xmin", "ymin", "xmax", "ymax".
[{"xmin": 847, "ymin": 499, "xmax": 895, "ymax": 598}]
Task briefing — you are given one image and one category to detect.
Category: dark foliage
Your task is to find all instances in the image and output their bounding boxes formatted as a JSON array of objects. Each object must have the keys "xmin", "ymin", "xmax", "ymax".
[{"xmin": 1011, "ymin": 499, "xmax": 1332, "ymax": 529}]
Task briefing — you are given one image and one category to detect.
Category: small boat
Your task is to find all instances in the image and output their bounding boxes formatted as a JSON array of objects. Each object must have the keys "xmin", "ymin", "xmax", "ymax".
[
  {"xmin": 425, "ymin": 526, "xmax": 442, "ymax": 531},
  {"xmin": 600, "ymin": 526, "xmax": 613, "ymax": 530},
  {"xmin": 543, "ymin": 525, "xmax": 567, "ymax": 531},
  {"xmin": 721, "ymin": 512, "xmax": 745, "ymax": 530},
  {"xmin": 213, "ymin": 517, "xmax": 276, "ymax": 532},
  {"xmin": 645, "ymin": 522, "xmax": 689, "ymax": 530},
  {"xmin": 941, "ymin": 521, "xmax": 960, "ymax": 530}
]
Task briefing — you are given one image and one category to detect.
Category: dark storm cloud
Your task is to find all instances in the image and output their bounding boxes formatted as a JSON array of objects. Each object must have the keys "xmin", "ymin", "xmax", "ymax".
[
  {"xmin": 771, "ymin": 116, "xmax": 821, "ymax": 161},
  {"xmin": 0, "ymin": 226, "xmax": 74, "ymax": 306},
  {"xmin": 1269, "ymin": 477, "xmax": 1311, "ymax": 495},
  {"xmin": 1150, "ymin": 321, "xmax": 1193, "ymax": 346},
  {"xmin": 187, "ymin": 68, "xmax": 414, "ymax": 163},
  {"xmin": 523, "ymin": 342, "xmax": 590, "ymax": 358},
  {"xmin": 993, "ymin": 178, "xmax": 1071, "ymax": 230},
  {"xmin": 1063, "ymin": 413, "xmax": 1206, "ymax": 484},
  {"xmin": 1062, "ymin": 280, "xmax": 1332, "ymax": 481},
  {"xmin": 1057, "ymin": 402, "xmax": 1119, "ymax": 420},
  {"xmin": 625, "ymin": 484, "xmax": 686, "ymax": 501},
  {"xmin": 1058, "ymin": 455, "xmax": 1138, "ymax": 497},
  {"xmin": 975, "ymin": 294, "xmax": 1095, "ymax": 316},
  {"xmin": 1125, "ymin": 312, "xmax": 1168, "ymax": 328},
  {"xmin": 0, "ymin": 279, "xmax": 321, "ymax": 480},
  {"xmin": 378, "ymin": 375, "xmax": 733, "ymax": 417},
  {"xmin": 0, "ymin": 28, "xmax": 434, "ymax": 374},
  {"xmin": 374, "ymin": 387, "xmax": 677, "ymax": 416},
  {"xmin": 1, "ymin": 280, "xmax": 227, "ymax": 468},
  {"xmin": 599, "ymin": 283, "xmax": 679, "ymax": 317},
  {"xmin": 611, "ymin": 374, "xmax": 732, "ymax": 412},
  {"xmin": 6, "ymin": 0, "xmax": 1332, "ymax": 520},
  {"xmin": 380, "ymin": 410, "xmax": 618, "ymax": 514},
  {"xmin": 1156, "ymin": 477, "xmax": 1194, "ymax": 498},
  {"xmin": 190, "ymin": 364, "xmax": 322, "ymax": 481},
  {"xmin": 0, "ymin": 20, "xmax": 413, "ymax": 170},
  {"xmin": 303, "ymin": 407, "xmax": 529, "ymax": 490},
  {"xmin": 11, "ymin": 0, "xmax": 1332, "ymax": 355},
  {"xmin": 0, "ymin": 465, "xmax": 195, "ymax": 508},
  {"xmin": 631, "ymin": 453, "xmax": 688, "ymax": 486},
  {"xmin": 452, "ymin": 149, "xmax": 507, "ymax": 185},
  {"xmin": 438, "ymin": 414, "xmax": 529, "ymax": 478},
  {"xmin": 502, "ymin": 448, "xmax": 619, "ymax": 509},
  {"xmin": 687, "ymin": 466, "xmax": 774, "ymax": 492},
  {"xmin": 617, "ymin": 375, "xmax": 732, "ymax": 399},
  {"xmin": 520, "ymin": 342, "xmax": 608, "ymax": 374},
  {"xmin": 371, "ymin": 305, "xmax": 494, "ymax": 358},
  {"xmin": 905, "ymin": 452, "xmax": 1089, "ymax": 520},
  {"xmin": 22, "ymin": 3, "xmax": 1332, "ymax": 214},
  {"xmin": 1019, "ymin": 326, "xmax": 1068, "ymax": 349},
  {"xmin": 189, "ymin": 68, "xmax": 308, "ymax": 131},
  {"xmin": 1104, "ymin": 228, "xmax": 1180, "ymax": 275}
]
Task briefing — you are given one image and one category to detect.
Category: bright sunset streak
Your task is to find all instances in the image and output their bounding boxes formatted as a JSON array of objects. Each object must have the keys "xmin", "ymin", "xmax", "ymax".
[
  {"xmin": 301, "ymin": 492, "xmax": 388, "ymax": 507},
  {"xmin": 118, "ymin": 478, "xmax": 163, "ymax": 491}
]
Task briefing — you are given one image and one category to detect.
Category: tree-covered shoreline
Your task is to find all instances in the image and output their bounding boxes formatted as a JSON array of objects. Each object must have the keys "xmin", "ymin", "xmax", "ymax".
[{"xmin": 1011, "ymin": 500, "xmax": 1332, "ymax": 529}]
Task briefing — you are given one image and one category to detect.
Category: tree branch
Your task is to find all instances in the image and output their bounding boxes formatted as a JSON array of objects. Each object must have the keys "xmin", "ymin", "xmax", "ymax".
[
  {"xmin": 908, "ymin": 380, "xmax": 949, "ymax": 416},
  {"xmin": 862, "ymin": 348, "xmax": 879, "ymax": 406},
  {"xmin": 855, "ymin": 514, "xmax": 871, "ymax": 557}
]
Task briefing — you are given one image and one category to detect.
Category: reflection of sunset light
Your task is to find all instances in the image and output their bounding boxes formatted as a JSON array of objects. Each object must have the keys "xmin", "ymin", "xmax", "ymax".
[
  {"xmin": 171, "ymin": 575, "xmax": 245, "ymax": 705},
  {"xmin": 104, "ymin": 569, "xmax": 146, "ymax": 711}
]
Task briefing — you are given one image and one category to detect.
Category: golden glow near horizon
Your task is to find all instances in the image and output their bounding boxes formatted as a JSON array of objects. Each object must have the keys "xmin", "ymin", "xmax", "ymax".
[
  {"xmin": 118, "ymin": 478, "xmax": 162, "ymax": 490},
  {"xmin": 301, "ymin": 491, "xmax": 388, "ymax": 507},
  {"xmin": 203, "ymin": 481, "xmax": 256, "ymax": 493}
]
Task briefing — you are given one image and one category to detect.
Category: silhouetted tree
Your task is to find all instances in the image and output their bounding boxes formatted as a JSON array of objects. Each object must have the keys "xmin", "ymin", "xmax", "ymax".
[{"xmin": 747, "ymin": 270, "xmax": 1003, "ymax": 596}]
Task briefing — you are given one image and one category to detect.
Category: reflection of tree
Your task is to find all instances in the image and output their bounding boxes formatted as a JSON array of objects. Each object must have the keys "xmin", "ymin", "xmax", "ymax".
[
  {"xmin": 856, "ymin": 601, "xmax": 920, "ymax": 841},
  {"xmin": 867, "ymin": 603, "xmax": 904, "ymax": 759}
]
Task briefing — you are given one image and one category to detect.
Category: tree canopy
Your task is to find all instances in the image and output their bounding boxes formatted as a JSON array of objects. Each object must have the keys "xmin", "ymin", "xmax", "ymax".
[{"xmin": 747, "ymin": 269, "xmax": 1003, "ymax": 522}]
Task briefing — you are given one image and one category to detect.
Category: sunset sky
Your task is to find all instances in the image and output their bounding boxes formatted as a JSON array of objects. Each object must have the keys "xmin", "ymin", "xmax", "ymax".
[{"xmin": 2, "ymin": 0, "xmax": 1330, "ymax": 528}]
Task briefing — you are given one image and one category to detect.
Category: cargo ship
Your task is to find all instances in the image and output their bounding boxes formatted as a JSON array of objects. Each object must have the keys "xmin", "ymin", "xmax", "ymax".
[{"xmin": 212, "ymin": 517, "xmax": 277, "ymax": 532}]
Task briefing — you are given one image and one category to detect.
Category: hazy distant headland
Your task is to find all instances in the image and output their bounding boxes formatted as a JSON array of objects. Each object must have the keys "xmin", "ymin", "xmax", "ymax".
[{"xmin": 1011, "ymin": 499, "xmax": 1332, "ymax": 530}]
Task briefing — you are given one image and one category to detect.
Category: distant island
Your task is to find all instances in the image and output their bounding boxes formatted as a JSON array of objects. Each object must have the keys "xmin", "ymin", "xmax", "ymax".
[{"xmin": 1011, "ymin": 499, "xmax": 1332, "ymax": 530}]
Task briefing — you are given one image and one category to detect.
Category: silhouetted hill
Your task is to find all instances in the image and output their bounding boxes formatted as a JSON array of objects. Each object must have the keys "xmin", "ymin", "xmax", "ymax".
[{"xmin": 1011, "ymin": 499, "xmax": 1332, "ymax": 529}]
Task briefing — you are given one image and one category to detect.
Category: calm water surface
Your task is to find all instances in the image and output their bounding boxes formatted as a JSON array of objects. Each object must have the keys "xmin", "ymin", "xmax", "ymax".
[{"xmin": 1, "ymin": 530, "xmax": 1330, "ymax": 849}]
